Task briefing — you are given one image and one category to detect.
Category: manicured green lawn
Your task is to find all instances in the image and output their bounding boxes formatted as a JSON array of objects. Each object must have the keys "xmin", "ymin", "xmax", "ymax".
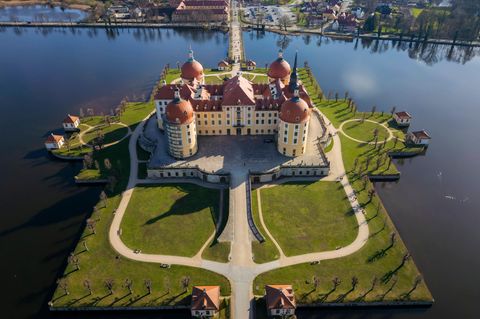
[
  {"xmin": 254, "ymin": 70, "xmax": 433, "ymax": 304},
  {"xmin": 51, "ymin": 195, "xmax": 230, "ymax": 308},
  {"xmin": 120, "ymin": 184, "xmax": 221, "ymax": 257},
  {"xmin": 254, "ymin": 178, "xmax": 433, "ymax": 303},
  {"xmin": 202, "ymin": 242, "xmax": 231, "ymax": 263},
  {"xmin": 202, "ymin": 189, "xmax": 231, "ymax": 263},
  {"xmin": 251, "ymin": 189, "xmax": 280, "ymax": 263},
  {"xmin": 259, "ymin": 182, "xmax": 357, "ymax": 256},
  {"xmin": 342, "ymin": 120, "xmax": 389, "ymax": 142},
  {"xmin": 52, "ymin": 101, "xmax": 231, "ymax": 309},
  {"xmin": 83, "ymin": 123, "xmax": 129, "ymax": 145},
  {"xmin": 76, "ymin": 169, "xmax": 103, "ymax": 180}
]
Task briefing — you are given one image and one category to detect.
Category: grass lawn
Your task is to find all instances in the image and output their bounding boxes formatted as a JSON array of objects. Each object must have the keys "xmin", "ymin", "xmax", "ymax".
[
  {"xmin": 342, "ymin": 120, "xmax": 390, "ymax": 142},
  {"xmin": 259, "ymin": 182, "xmax": 357, "ymax": 256},
  {"xmin": 202, "ymin": 189, "xmax": 231, "ymax": 263},
  {"xmin": 324, "ymin": 138, "xmax": 334, "ymax": 153},
  {"xmin": 51, "ymin": 195, "xmax": 230, "ymax": 308},
  {"xmin": 52, "ymin": 101, "xmax": 230, "ymax": 309},
  {"xmin": 52, "ymin": 145, "xmax": 91, "ymax": 158},
  {"xmin": 120, "ymin": 184, "xmax": 221, "ymax": 257},
  {"xmin": 253, "ymin": 70, "xmax": 433, "ymax": 304},
  {"xmin": 251, "ymin": 188, "xmax": 280, "ymax": 263},
  {"xmin": 83, "ymin": 123, "xmax": 129, "ymax": 145},
  {"xmin": 76, "ymin": 169, "xmax": 103, "ymax": 180},
  {"xmin": 411, "ymin": 7, "xmax": 424, "ymax": 18}
]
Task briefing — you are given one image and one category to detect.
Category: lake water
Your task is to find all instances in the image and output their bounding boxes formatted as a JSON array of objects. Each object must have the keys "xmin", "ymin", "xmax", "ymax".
[
  {"xmin": 0, "ymin": 5, "xmax": 88, "ymax": 22},
  {"xmin": 0, "ymin": 27, "xmax": 479, "ymax": 319}
]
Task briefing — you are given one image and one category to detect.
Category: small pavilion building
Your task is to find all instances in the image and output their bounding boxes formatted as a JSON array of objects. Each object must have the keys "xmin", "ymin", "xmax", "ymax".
[
  {"xmin": 246, "ymin": 60, "xmax": 257, "ymax": 71},
  {"xmin": 393, "ymin": 111, "xmax": 412, "ymax": 127},
  {"xmin": 407, "ymin": 130, "xmax": 431, "ymax": 146},
  {"xmin": 265, "ymin": 284, "xmax": 296, "ymax": 317},
  {"xmin": 217, "ymin": 60, "xmax": 229, "ymax": 71},
  {"xmin": 45, "ymin": 133, "xmax": 65, "ymax": 150},
  {"xmin": 191, "ymin": 286, "xmax": 220, "ymax": 318},
  {"xmin": 62, "ymin": 114, "xmax": 80, "ymax": 132}
]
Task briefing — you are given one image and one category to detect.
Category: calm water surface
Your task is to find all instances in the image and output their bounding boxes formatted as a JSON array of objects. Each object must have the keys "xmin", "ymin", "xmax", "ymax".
[
  {"xmin": 0, "ymin": 27, "xmax": 479, "ymax": 318},
  {"xmin": 0, "ymin": 5, "xmax": 88, "ymax": 22}
]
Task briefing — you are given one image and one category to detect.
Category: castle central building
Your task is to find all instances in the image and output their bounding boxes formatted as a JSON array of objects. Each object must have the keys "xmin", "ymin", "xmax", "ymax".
[{"xmin": 154, "ymin": 50, "xmax": 314, "ymax": 159}]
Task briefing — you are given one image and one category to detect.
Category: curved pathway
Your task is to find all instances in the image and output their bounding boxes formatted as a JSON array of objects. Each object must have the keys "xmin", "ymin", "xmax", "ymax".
[
  {"xmin": 339, "ymin": 118, "xmax": 394, "ymax": 145},
  {"xmin": 107, "ymin": 4, "xmax": 370, "ymax": 318},
  {"xmin": 79, "ymin": 122, "xmax": 132, "ymax": 148},
  {"xmin": 108, "ymin": 106, "xmax": 370, "ymax": 319}
]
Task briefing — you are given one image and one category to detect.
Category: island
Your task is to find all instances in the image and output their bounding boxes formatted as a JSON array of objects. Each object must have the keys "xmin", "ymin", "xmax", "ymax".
[{"xmin": 44, "ymin": 3, "xmax": 433, "ymax": 318}]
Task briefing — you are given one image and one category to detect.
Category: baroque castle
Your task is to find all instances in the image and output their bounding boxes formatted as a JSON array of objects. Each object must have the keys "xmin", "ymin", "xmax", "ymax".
[{"xmin": 154, "ymin": 49, "xmax": 314, "ymax": 159}]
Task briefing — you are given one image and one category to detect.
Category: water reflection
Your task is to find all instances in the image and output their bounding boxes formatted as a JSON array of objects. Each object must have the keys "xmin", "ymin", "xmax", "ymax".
[
  {"xmin": 248, "ymin": 30, "xmax": 480, "ymax": 65},
  {"xmin": 0, "ymin": 26, "xmax": 228, "ymax": 47}
]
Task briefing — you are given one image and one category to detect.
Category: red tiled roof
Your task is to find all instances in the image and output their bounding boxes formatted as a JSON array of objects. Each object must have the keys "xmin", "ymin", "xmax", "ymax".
[
  {"xmin": 222, "ymin": 75, "xmax": 255, "ymax": 106},
  {"xmin": 192, "ymin": 99, "xmax": 223, "ymax": 112},
  {"xmin": 63, "ymin": 114, "xmax": 79, "ymax": 124},
  {"xmin": 174, "ymin": 8, "xmax": 227, "ymax": 15},
  {"xmin": 183, "ymin": 0, "xmax": 227, "ymax": 7},
  {"xmin": 218, "ymin": 60, "xmax": 229, "ymax": 67},
  {"xmin": 268, "ymin": 58, "xmax": 291, "ymax": 79},
  {"xmin": 166, "ymin": 97, "xmax": 194, "ymax": 125},
  {"xmin": 280, "ymin": 97, "xmax": 310, "ymax": 124},
  {"xmin": 395, "ymin": 111, "xmax": 412, "ymax": 119},
  {"xmin": 191, "ymin": 286, "xmax": 220, "ymax": 311},
  {"xmin": 265, "ymin": 285, "xmax": 296, "ymax": 310},
  {"xmin": 45, "ymin": 133, "xmax": 63, "ymax": 143},
  {"xmin": 411, "ymin": 130, "xmax": 431, "ymax": 139},
  {"xmin": 154, "ymin": 84, "xmax": 195, "ymax": 100}
]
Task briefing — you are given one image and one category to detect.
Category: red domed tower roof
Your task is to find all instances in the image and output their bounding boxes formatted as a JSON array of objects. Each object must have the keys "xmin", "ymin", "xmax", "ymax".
[
  {"xmin": 280, "ymin": 86, "xmax": 310, "ymax": 124},
  {"xmin": 181, "ymin": 49, "xmax": 204, "ymax": 81},
  {"xmin": 166, "ymin": 90, "xmax": 194, "ymax": 125},
  {"xmin": 267, "ymin": 50, "xmax": 291, "ymax": 79}
]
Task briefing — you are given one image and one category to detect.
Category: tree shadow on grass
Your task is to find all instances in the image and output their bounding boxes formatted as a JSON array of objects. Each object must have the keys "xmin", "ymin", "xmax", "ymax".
[
  {"xmin": 108, "ymin": 292, "xmax": 131, "ymax": 306},
  {"xmin": 65, "ymin": 293, "xmax": 91, "ymax": 306},
  {"xmin": 143, "ymin": 185, "xmax": 219, "ymax": 225}
]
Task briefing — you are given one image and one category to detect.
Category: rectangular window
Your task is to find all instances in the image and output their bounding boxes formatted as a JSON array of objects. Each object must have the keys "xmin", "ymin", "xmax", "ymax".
[
  {"xmin": 248, "ymin": 120, "xmax": 251, "ymax": 125},
  {"xmin": 227, "ymin": 113, "xmax": 230, "ymax": 118},
  {"xmin": 204, "ymin": 114, "xmax": 207, "ymax": 118},
  {"xmin": 205, "ymin": 130, "xmax": 208, "ymax": 134},
  {"xmin": 261, "ymin": 120, "xmax": 265, "ymax": 124},
  {"xmin": 294, "ymin": 138, "xmax": 298, "ymax": 144},
  {"xmin": 256, "ymin": 119, "xmax": 259, "ymax": 124},
  {"xmin": 219, "ymin": 120, "xmax": 222, "ymax": 125},
  {"xmin": 274, "ymin": 119, "xmax": 277, "ymax": 124},
  {"xmin": 227, "ymin": 120, "xmax": 230, "ymax": 125},
  {"xmin": 269, "ymin": 113, "xmax": 272, "ymax": 117},
  {"xmin": 284, "ymin": 137, "xmax": 287, "ymax": 143},
  {"xmin": 212, "ymin": 120, "xmax": 215, "ymax": 125},
  {"xmin": 268, "ymin": 119, "xmax": 271, "ymax": 124},
  {"xmin": 213, "ymin": 130, "xmax": 215, "ymax": 134},
  {"xmin": 204, "ymin": 120, "xmax": 208, "ymax": 125},
  {"xmin": 284, "ymin": 130, "xmax": 288, "ymax": 136}
]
